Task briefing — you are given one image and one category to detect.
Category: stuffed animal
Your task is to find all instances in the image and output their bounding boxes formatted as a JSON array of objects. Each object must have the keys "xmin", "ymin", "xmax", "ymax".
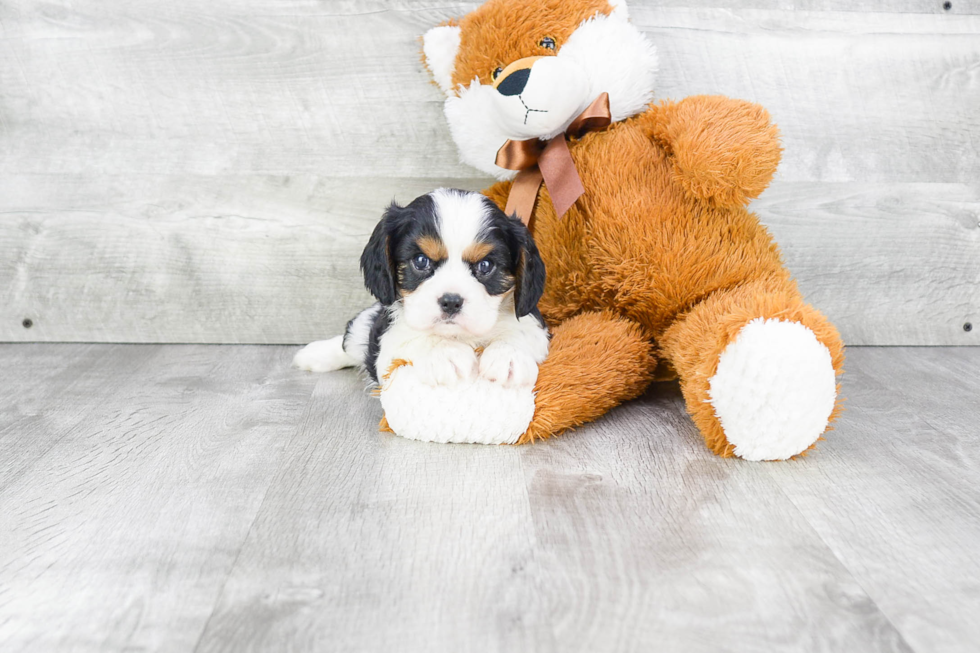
[
  {"xmin": 421, "ymin": 0, "xmax": 844, "ymax": 460},
  {"xmin": 379, "ymin": 362, "xmax": 536, "ymax": 445}
]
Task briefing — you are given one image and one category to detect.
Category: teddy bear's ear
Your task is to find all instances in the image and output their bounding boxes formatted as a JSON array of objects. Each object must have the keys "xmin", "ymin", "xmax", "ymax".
[
  {"xmin": 608, "ymin": 0, "xmax": 630, "ymax": 19},
  {"xmin": 422, "ymin": 24, "xmax": 461, "ymax": 96}
]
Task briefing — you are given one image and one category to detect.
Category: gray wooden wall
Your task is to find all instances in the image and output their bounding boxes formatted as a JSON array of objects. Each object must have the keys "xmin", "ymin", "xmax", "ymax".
[{"xmin": 1, "ymin": 0, "xmax": 978, "ymax": 345}]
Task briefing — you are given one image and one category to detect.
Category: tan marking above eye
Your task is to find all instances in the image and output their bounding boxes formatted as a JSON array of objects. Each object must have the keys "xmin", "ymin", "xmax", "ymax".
[
  {"xmin": 417, "ymin": 235, "xmax": 447, "ymax": 261},
  {"xmin": 463, "ymin": 242, "xmax": 494, "ymax": 263}
]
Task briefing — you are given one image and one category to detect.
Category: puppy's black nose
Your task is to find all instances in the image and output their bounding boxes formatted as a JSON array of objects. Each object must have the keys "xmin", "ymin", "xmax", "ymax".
[
  {"xmin": 496, "ymin": 68, "xmax": 530, "ymax": 96},
  {"xmin": 438, "ymin": 293, "xmax": 464, "ymax": 316}
]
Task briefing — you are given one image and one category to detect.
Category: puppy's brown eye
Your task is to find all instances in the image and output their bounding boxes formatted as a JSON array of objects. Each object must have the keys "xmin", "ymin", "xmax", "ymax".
[
  {"xmin": 476, "ymin": 259, "xmax": 495, "ymax": 275},
  {"xmin": 492, "ymin": 67, "xmax": 503, "ymax": 81},
  {"xmin": 539, "ymin": 37, "xmax": 556, "ymax": 50},
  {"xmin": 412, "ymin": 254, "xmax": 431, "ymax": 271}
]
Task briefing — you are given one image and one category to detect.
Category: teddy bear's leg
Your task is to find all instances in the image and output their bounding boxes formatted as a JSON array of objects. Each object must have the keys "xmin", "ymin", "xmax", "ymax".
[
  {"xmin": 518, "ymin": 310, "xmax": 657, "ymax": 444},
  {"xmin": 660, "ymin": 278, "xmax": 845, "ymax": 461}
]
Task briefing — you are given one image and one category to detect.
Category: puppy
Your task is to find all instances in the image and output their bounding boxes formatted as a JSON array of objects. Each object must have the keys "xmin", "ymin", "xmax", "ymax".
[{"xmin": 294, "ymin": 188, "xmax": 549, "ymax": 389}]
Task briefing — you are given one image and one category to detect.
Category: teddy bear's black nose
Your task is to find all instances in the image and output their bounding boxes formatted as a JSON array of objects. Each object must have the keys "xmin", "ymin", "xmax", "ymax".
[{"xmin": 496, "ymin": 68, "xmax": 531, "ymax": 96}]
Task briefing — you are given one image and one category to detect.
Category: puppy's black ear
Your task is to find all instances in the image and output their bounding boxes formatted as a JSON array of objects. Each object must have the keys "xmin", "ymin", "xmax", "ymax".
[
  {"xmin": 494, "ymin": 205, "xmax": 546, "ymax": 318},
  {"xmin": 514, "ymin": 226, "xmax": 546, "ymax": 318},
  {"xmin": 360, "ymin": 203, "xmax": 401, "ymax": 305}
]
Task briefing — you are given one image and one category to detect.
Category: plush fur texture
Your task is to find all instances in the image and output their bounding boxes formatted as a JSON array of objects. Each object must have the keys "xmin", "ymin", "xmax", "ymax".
[
  {"xmin": 423, "ymin": 0, "xmax": 845, "ymax": 460},
  {"xmin": 519, "ymin": 310, "xmax": 655, "ymax": 444},
  {"xmin": 659, "ymin": 277, "xmax": 845, "ymax": 458},
  {"xmin": 380, "ymin": 361, "xmax": 537, "ymax": 444},
  {"xmin": 708, "ymin": 318, "xmax": 838, "ymax": 461}
]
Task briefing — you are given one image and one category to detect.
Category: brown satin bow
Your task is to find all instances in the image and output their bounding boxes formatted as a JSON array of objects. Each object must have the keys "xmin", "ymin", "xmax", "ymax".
[{"xmin": 495, "ymin": 92, "xmax": 612, "ymax": 226}]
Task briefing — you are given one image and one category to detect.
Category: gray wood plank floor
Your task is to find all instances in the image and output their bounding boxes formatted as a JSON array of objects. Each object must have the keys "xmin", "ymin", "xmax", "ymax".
[{"xmin": 1, "ymin": 345, "xmax": 978, "ymax": 652}]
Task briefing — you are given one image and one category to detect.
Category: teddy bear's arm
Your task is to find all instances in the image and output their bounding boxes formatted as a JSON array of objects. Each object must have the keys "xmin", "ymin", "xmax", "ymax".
[{"xmin": 644, "ymin": 95, "xmax": 782, "ymax": 209}]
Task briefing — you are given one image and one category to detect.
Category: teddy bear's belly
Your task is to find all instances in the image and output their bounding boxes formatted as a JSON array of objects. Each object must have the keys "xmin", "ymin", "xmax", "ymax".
[{"xmin": 537, "ymin": 142, "xmax": 788, "ymax": 337}]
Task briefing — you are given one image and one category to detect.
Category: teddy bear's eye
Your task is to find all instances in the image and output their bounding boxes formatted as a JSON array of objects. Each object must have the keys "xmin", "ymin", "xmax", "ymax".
[
  {"xmin": 539, "ymin": 37, "xmax": 557, "ymax": 50},
  {"xmin": 492, "ymin": 67, "xmax": 504, "ymax": 81}
]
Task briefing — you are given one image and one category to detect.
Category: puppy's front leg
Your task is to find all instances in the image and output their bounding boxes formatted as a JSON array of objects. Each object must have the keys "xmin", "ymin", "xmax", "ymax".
[{"xmin": 479, "ymin": 313, "xmax": 550, "ymax": 388}]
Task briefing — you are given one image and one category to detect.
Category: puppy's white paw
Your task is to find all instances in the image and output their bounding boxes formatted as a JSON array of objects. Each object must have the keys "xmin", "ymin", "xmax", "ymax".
[
  {"xmin": 293, "ymin": 336, "xmax": 355, "ymax": 373},
  {"xmin": 479, "ymin": 343, "xmax": 539, "ymax": 387},
  {"xmin": 416, "ymin": 341, "xmax": 478, "ymax": 387}
]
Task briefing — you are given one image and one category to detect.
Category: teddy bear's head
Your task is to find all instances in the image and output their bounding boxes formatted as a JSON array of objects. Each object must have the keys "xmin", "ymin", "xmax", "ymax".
[{"xmin": 422, "ymin": 0, "xmax": 658, "ymax": 179}]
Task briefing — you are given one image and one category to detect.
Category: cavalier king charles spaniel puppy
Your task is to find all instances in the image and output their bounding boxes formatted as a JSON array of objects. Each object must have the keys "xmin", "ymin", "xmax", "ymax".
[{"xmin": 294, "ymin": 188, "xmax": 549, "ymax": 389}]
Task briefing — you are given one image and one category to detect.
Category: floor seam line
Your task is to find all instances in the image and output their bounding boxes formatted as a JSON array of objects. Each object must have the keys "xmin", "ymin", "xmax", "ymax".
[
  {"xmin": 761, "ymin": 463, "xmax": 921, "ymax": 653},
  {"xmin": 191, "ymin": 353, "xmax": 320, "ymax": 653}
]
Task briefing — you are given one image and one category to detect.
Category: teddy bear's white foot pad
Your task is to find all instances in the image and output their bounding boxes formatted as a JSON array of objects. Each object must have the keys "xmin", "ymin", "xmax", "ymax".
[
  {"xmin": 708, "ymin": 318, "xmax": 837, "ymax": 461},
  {"xmin": 293, "ymin": 336, "xmax": 356, "ymax": 373}
]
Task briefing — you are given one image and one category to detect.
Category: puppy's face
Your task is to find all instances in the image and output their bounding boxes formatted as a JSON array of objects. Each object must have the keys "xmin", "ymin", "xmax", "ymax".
[{"xmin": 360, "ymin": 189, "xmax": 545, "ymax": 338}]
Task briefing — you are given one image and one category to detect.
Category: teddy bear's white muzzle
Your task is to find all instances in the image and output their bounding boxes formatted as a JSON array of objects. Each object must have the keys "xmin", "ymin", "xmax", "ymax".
[{"xmin": 492, "ymin": 57, "xmax": 590, "ymax": 140}]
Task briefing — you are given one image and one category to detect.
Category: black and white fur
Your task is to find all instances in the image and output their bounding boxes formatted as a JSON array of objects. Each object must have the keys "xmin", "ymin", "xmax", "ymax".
[{"xmin": 294, "ymin": 189, "xmax": 549, "ymax": 388}]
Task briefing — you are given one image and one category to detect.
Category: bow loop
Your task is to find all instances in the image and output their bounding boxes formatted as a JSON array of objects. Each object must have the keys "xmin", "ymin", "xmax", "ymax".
[
  {"xmin": 494, "ymin": 93, "xmax": 611, "ymax": 226},
  {"xmin": 495, "ymin": 138, "xmax": 543, "ymax": 172},
  {"xmin": 566, "ymin": 93, "xmax": 613, "ymax": 139}
]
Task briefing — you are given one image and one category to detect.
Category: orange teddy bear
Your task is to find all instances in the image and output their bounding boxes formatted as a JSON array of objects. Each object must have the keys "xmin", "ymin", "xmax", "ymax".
[{"xmin": 421, "ymin": 0, "xmax": 844, "ymax": 460}]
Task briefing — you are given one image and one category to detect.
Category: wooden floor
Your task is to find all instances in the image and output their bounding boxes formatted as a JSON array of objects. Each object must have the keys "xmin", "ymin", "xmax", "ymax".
[{"xmin": 1, "ymin": 345, "xmax": 978, "ymax": 652}]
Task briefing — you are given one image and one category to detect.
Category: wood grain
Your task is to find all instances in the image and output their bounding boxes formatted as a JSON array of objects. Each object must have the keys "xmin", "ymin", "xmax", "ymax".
[
  {"xmin": 195, "ymin": 361, "xmax": 913, "ymax": 653},
  {"xmin": 512, "ymin": 387, "xmax": 914, "ymax": 652},
  {"xmin": 1, "ymin": 3, "xmax": 976, "ymax": 180},
  {"xmin": 0, "ymin": 345, "xmax": 316, "ymax": 651},
  {"xmin": 0, "ymin": 175, "xmax": 485, "ymax": 343},
  {"xmin": 755, "ymin": 182, "xmax": 980, "ymax": 346},
  {"xmin": 1, "ymin": 2, "xmax": 978, "ymax": 344},
  {"xmin": 641, "ymin": 7, "xmax": 980, "ymax": 183},
  {"xmin": 0, "ymin": 344, "xmax": 161, "ymax": 492},
  {"xmin": 193, "ymin": 369, "xmax": 543, "ymax": 653},
  {"xmin": 654, "ymin": 0, "xmax": 980, "ymax": 11},
  {"xmin": 0, "ymin": 344, "xmax": 979, "ymax": 651},
  {"xmin": 1, "ymin": 178, "xmax": 975, "ymax": 344},
  {"xmin": 762, "ymin": 347, "xmax": 980, "ymax": 653}
]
